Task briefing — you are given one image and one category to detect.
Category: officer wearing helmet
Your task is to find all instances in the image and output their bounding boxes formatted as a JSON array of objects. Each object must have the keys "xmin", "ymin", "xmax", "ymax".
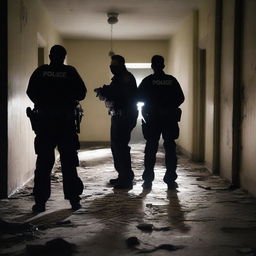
[
  {"xmin": 138, "ymin": 55, "xmax": 185, "ymax": 190},
  {"xmin": 26, "ymin": 45, "xmax": 87, "ymax": 212}
]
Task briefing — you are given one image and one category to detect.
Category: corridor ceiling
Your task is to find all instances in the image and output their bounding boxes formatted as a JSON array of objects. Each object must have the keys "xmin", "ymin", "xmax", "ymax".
[{"xmin": 40, "ymin": 0, "xmax": 202, "ymax": 40}]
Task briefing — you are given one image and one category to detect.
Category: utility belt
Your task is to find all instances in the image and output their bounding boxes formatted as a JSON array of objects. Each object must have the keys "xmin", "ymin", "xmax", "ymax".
[
  {"xmin": 26, "ymin": 103, "xmax": 84, "ymax": 133},
  {"xmin": 105, "ymin": 101, "xmax": 138, "ymax": 117},
  {"xmin": 109, "ymin": 109, "xmax": 122, "ymax": 116},
  {"xmin": 143, "ymin": 108, "xmax": 182, "ymax": 122},
  {"xmin": 108, "ymin": 107, "xmax": 138, "ymax": 117}
]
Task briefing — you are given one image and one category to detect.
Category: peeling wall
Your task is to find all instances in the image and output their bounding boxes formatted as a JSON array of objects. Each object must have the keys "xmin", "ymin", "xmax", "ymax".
[
  {"xmin": 64, "ymin": 39, "xmax": 168, "ymax": 142},
  {"xmin": 8, "ymin": 0, "xmax": 61, "ymax": 195},
  {"xmin": 219, "ymin": 0, "xmax": 235, "ymax": 181},
  {"xmin": 240, "ymin": 0, "xmax": 256, "ymax": 196}
]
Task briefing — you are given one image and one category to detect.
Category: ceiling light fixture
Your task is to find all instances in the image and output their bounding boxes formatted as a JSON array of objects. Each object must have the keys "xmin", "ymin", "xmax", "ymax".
[{"xmin": 107, "ymin": 12, "xmax": 119, "ymax": 57}]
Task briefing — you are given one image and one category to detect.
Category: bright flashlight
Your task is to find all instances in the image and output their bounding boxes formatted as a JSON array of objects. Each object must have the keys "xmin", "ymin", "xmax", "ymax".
[{"xmin": 137, "ymin": 102, "xmax": 145, "ymax": 122}]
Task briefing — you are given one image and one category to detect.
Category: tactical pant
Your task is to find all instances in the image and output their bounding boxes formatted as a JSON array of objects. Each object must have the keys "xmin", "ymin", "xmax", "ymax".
[
  {"xmin": 33, "ymin": 115, "xmax": 83, "ymax": 204},
  {"xmin": 142, "ymin": 115, "xmax": 179, "ymax": 184},
  {"xmin": 110, "ymin": 112, "xmax": 138, "ymax": 184}
]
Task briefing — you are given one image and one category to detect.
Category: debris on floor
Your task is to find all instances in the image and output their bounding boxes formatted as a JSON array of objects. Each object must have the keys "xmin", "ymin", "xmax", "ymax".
[
  {"xmin": 136, "ymin": 223, "xmax": 154, "ymax": 231},
  {"xmin": 236, "ymin": 247, "xmax": 255, "ymax": 254},
  {"xmin": 153, "ymin": 226, "xmax": 171, "ymax": 231},
  {"xmin": 1, "ymin": 144, "xmax": 256, "ymax": 256},
  {"xmin": 125, "ymin": 236, "xmax": 140, "ymax": 248},
  {"xmin": 198, "ymin": 184, "xmax": 211, "ymax": 190},
  {"xmin": 26, "ymin": 238, "xmax": 76, "ymax": 256},
  {"xmin": 0, "ymin": 218, "xmax": 38, "ymax": 250},
  {"xmin": 136, "ymin": 223, "xmax": 171, "ymax": 232},
  {"xmin": 0, "ymin": 219, "xmax": 35, "ymax": 234},
  {"xmin": 137, "ymin": 243, "xmax": 184, "ymax": 254},
  {"xmin": 221, "ymin": 226, "xmax": 256, "ymax": 233}
]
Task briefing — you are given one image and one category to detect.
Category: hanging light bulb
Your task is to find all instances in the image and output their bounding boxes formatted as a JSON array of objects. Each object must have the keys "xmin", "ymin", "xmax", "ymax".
[
  {"xmin": 107, "ymin": 12, "xmax": 118, "ymax": 24},
  {"xmin": 107, "ymin": 12, "xmax": 119, "ymax": 56},
  {"xmin": 108, "ymin": 24, "xmax": 115, "ymax": 56}
]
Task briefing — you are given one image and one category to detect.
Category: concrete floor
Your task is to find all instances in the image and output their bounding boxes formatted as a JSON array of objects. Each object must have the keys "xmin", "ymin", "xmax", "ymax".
[{"xmin": 1, "ymin": 144, "xmax": 256, "ymax": 256}]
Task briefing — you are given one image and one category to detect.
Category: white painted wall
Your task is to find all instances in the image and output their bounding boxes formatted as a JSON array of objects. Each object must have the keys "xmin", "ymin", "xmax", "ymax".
[
  {"xmin": 64, "ymin": 39, "xmax": 168, "ymax": 142},
  {"xmin": 198, "ymin": 0, "xmax": 216, "ymax": 170},
  {"xmin": 8, "ymin": 0, "xmax": 61, "ymax": 195},
  {"xmin": 166, "ymin": 14, "xmax": 196, "ymax": 156},
  {"xmin": 167, "ymin": 0, "xmax": 222, "ymax": 174}
]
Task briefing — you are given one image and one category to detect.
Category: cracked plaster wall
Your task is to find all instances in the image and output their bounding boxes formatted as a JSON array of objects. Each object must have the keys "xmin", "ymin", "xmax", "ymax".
[{"xmin": 219, "ymin": 0, "xmax": 235, "ymax": 181}]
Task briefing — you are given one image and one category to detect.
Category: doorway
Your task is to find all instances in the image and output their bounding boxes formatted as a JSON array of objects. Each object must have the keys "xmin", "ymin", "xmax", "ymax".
[
  {"xmin": 38, "ymin": 47, "xmax": 45, "ymax": 66},
  {"xmin": 37, "ymin": 32, "xmax": 46, "ymax": 66},
  {"xmin": 198, "ymin": 49, "xmax": 206, "ymax": 161},
  {"xmin": 0, "ymin": 0, "xmax": 8, "ymax": 198},
  {"xmin": 196, "ymin": 49, "xmax": 206, "ymax": 161}
]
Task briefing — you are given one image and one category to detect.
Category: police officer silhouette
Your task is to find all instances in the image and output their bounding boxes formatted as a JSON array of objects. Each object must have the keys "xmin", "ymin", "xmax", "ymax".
[
  {"xmin": 95, "ymin": 55, "xmax": 138, "ymax": 189},
  {"xmin": 26, "ymin": 45, "xmax": 87, "ymax": 212},
  {"xmin": 138, "ymin": 55, "xmax": 184, "ymax": 190}
]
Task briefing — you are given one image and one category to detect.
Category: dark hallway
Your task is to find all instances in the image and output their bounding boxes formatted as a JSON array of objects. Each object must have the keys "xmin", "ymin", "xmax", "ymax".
[{"xmin": 2, "ymin": 0, "xmax": 256, "ymax": 255}]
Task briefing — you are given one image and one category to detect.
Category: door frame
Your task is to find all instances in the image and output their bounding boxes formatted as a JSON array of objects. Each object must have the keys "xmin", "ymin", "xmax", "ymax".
[
  {"xmin": 232, "ymin": 0, "xmax": 243, "ymax": 186},
  {"xmin": 0, "ymin": 0, "xmax": 8, "ymax": 198}
]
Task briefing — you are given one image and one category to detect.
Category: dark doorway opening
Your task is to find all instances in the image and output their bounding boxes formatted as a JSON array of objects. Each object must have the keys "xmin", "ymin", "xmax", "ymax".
[
  {"xmin": 198, "ymin": 49, "xmax": 206, "ymax": 162},
  {"xmin": 38, "ymin": 47, "xmax": 45, "ymax": 66}
]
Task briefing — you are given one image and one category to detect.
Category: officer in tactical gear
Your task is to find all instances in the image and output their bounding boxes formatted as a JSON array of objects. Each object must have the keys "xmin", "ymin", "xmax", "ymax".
[
  {"xmin": 26, "ymin": 45, "xmax": 87, "ymax": 212},
  {"xmin": 94, "ymin": 55, "xmax": 138, "ymax": 189},
  {"xmin": 138, "ymin": 55, "xmax": 184, "ymax": 190}
]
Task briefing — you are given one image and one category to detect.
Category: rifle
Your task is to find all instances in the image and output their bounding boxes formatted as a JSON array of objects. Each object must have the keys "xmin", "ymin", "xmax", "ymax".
[{"xmin": 94, "ymin": 85, "xmax": 118, "ymax": 116}]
